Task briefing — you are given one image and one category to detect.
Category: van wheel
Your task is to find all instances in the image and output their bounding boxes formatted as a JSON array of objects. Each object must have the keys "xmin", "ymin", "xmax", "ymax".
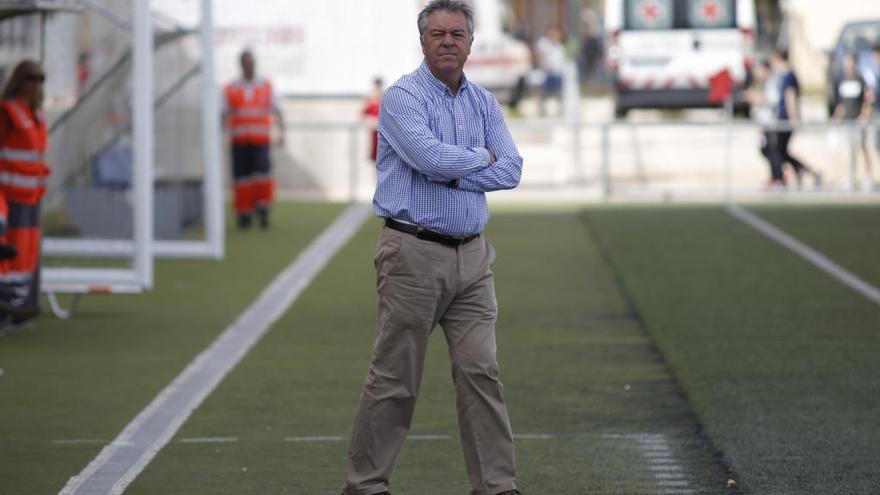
[{"xmin": 614, "ymin": 106, "xmax": 629, "ymax": 119}]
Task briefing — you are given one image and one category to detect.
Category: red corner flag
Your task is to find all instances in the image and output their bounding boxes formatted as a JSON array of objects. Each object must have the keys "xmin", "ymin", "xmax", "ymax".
[{"xmin": 708, "ymin": 68, "xmax": 733, "ymax": 104}]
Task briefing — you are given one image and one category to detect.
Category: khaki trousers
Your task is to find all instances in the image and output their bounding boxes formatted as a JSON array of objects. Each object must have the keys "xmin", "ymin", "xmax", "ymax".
[{"xmin": 343, "ymin": 226, "xmax": 517, "ymax": 495}]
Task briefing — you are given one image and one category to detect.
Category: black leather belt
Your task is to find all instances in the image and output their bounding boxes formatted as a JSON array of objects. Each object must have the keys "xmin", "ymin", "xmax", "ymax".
[{"xmin": 384, "ymin": 218, "xmax": 479, "ymax": 247}]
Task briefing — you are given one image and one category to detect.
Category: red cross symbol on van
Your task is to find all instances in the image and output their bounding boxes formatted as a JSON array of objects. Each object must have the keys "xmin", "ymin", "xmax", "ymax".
[
  {"xmin": 641, "ymin": 0, "xmax": 660, "ymax": 23},
  {"xmin": 701, "ymin": 0, "xmax": 721, "ymax": 23}
]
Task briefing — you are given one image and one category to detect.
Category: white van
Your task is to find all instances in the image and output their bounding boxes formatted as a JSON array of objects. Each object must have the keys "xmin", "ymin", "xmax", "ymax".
[{"xmin": 604, "ymin": 0, "xmax": 756, "ymax": 117}]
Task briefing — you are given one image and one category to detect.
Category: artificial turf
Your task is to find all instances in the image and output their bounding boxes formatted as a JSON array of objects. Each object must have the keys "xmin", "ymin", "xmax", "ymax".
[
  {"xmin": 749, "ymin": 204, "xmax": 880, "ymax": 289},
  {"xmin": 0, "ymin": 202, "xmax": 346, "ymax": 494},
  {"xmin": 585, "ymin": 205, "xmax": 880, "ymax": 494},
  {"xmin": 126, "ymin": 209, "xmax": 729, "ymax": 494}
]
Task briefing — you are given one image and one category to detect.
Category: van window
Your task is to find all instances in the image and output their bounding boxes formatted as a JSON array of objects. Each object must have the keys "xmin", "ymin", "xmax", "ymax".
[
  {"xmin": 686, "ymin": 0, "xmax": 734, "ymax": 29},
  {"xmin": 624, "ymin": 0, "xmax": 737, "ymax": 30},
  {"xmin": 625, "ymin": 0, "xmax": 674, "ymax": 31}
]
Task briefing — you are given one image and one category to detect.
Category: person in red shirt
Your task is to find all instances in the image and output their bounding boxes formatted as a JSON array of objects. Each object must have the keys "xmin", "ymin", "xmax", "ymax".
[
  {"xmin": 223, "ymin": 50, "xmax": 285, "ymax": 229},
  {"xmin": 0, "ymin": 60, "xmax": 51, "ymax": 331},
  {"xmin": 361, "ymin": 77, "xmax": 384, "ymax": 163}
]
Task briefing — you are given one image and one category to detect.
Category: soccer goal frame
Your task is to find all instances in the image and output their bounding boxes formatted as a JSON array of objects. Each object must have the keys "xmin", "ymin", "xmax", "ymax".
[{"xmin": 41, "ymin": 0, "xmax": 224, "ymax": 308}]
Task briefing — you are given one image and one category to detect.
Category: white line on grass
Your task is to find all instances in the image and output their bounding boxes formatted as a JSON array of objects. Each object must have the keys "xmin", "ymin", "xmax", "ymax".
[
  {"xmin": 283, "ymin": 435, "xmax": 345, "ymax": 443},
  {"xmin": 58, "ymin": 203, "xmax": 373, "ymax": 495},
  {"xmin": 281, "ymin": 433, "xmax": 559, "ymax": 443},
  {"xmin": 513, "ymin": 433, "xmax": 556, "ymax": 440},
  {"xmin": 602, "ymin": 433, "xmax": 692, "ymax": 493},
  {"xmin": 727, "ymin": 204, "xmax": 880, "ymax": 306}
]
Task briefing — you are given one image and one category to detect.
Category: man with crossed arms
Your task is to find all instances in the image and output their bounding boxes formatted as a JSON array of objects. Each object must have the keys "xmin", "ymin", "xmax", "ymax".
[{"xmin": 342, "ymin": 1, "xmax": 524, "ymax": 494}]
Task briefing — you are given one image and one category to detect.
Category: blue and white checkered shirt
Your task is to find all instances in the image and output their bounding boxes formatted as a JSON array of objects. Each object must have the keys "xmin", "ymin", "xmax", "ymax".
[{"xmin": 373, "ymin": 61, "xmax": 523, "ymax": 237}]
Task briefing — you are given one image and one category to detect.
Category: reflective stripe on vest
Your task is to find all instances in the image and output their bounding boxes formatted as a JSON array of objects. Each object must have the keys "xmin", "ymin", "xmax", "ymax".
[
  {"xmin": 5, "ymin": 100, "xmax": 34, "ymax": 129},
  {"xmin": 230, "ymin": 124, "xmax": 272, "ymax": 137},
  {"xmin": 0, "ymin": 270, "xmax": 34, "ymax": 283},
  {"xmin": 230, "ymin": 107, "xmax": 271, "ymax": 118},
  {"xmin": 0, "ymin": 171, "xmax": 48, "ymax": 189},
  {"xmin": 0, "ymin": 148, "xmax": 44, "ymax": 163}
]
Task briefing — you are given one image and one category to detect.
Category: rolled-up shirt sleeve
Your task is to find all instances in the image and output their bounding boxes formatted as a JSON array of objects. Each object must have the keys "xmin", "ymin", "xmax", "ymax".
[
  {"xmin": 457, "ymin": 97, "xmax": 523, "ymax": 192},
  {"xmin": 380, "ymin": 87, "xmax": 491, "ymax": 181}
]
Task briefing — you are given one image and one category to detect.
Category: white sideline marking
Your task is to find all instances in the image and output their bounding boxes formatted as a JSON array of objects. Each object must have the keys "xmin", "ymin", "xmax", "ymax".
[
  {"xmin": 409, "ymin": 434, "xmax": 451, "ymax": 441},
  {"xmin": 52, "ymin": 439, "xmax": 107, "ymax": 446},
  {"xmin": 513, "ymin": 433, "xmax": 556, "ymax": 440},
  {"xmin": 728, "ymin": 204, "xmax": 880, "ymax": 306},
  {"xmin": 658, "ymin": 480, "xmax": 690, "ymax": 487},
  {"xmin": 643, "ymin": 451, "xmax": 673, "ymax": 458},
  {"xmin": 284, "ymin": 435, "xmax": 344, "ymax": 443},
  {"xmin": 58, "ymin": 203, "xmax": 372, "ymax": 495},
  {"xmin": 603, "ymin": 433, "xmax": 693, "ymax": 493},
  {"xmin": 654, "ymin": 472, "xmax": 686, "ymax": 480},
  {"xmin": 179, "ymin": 437, "xmax": 238, "ymax": 444},
  {"xmin": 282, "ymin": 433, "xmax": 559, "ymax": 443},
  {"xmin": 651, "ymin": 465, "xmax": 683, "ymax": 472}
]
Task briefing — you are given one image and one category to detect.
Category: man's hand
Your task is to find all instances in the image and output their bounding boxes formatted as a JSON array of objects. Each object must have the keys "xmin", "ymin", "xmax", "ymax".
[{"xmin": 487, "ymin": 148, "xmax": 496, "ymax": 164}]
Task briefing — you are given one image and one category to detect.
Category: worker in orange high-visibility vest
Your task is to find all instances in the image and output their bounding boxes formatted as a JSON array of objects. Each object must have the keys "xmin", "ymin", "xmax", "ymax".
[
  {"xmin": 223, "ymin": 49, "xmax": 285, "ymax": 229},
  {"xmin": 0, "ymin": 60, "xmax": 51, "ymax": 331}
]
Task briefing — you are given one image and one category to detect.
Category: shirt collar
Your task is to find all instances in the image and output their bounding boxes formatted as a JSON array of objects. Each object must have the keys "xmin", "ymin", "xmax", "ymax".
[{"xmin": 418, "ymin": 60, "xmax": 469, "ymax": 96}]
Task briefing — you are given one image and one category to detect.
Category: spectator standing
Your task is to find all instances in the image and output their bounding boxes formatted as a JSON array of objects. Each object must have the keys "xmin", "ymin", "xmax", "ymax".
[
  {"xmin": 361, "ymin": 77, "xmax": 383, "ymax": 163},
  {"xmin": 223, "ymin": 49, "xmax": 285, "ymax": 229},
  {"xmin": 0, "ymin": 60, "xmax": 51, "ymax": 332},
  {"xmin": 76, "ymin": 51, "xmax": 91, "ymax": 98},
  {"xmin": 768, "ymin": 49, "xmax": 821, "ymax": 188},
  {"xmin": 831, "ymin": 53, "xmax": 875, "ymax": 190},
  {"xmin": 749, "ymin": 61, "xmax": 783, "ymax": 186},
  {"xmin": 341, "ymin": 1, "xmax": 523, "ymax": 494},
  {"xmin": 578, "ymin": 14, "xmax": 603, "ymax": 85},
  {"xmin": 535, "ymin": 27, "xmax": 566, "ymax": 116}
]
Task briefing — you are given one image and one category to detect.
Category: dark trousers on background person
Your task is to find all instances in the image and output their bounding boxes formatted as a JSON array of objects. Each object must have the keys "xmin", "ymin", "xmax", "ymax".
[
  {"xmin": 231, "ymin": 144, "xmax": 273, "ymax": 229},
  {"xmin": 762, "ymin": 130, "xmax": 810, "ymax": 183},
  {"xmin": 0, "ymin": 201, "xmax": 41, "ymax": 328},
  {"xmin": 343, "ymin": 226, "xmax": 518, "ymax": 495}
]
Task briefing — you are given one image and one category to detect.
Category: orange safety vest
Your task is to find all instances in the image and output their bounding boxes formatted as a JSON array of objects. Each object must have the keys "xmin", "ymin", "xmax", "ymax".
[
  {"xmin": 0, "ymin": 98, "xmax": 49, "ymax": 295},
  {"xmin": 0, "ymin": 98, "xmax": 50, "ymax": 205},
  {"xmin": 225, "ymin": 79, "xmax": 274, "ymax": 146}
]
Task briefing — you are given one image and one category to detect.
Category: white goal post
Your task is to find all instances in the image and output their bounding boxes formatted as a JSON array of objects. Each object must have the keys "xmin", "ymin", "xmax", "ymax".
[{"xmin": 41, "ymin": 0, "xmax": 224, "ymax": 305}]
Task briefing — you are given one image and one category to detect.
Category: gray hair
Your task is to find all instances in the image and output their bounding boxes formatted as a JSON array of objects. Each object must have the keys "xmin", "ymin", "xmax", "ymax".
[{"xmin": 417, "ymin": 0, "xmax": 475, "ymax": 40}]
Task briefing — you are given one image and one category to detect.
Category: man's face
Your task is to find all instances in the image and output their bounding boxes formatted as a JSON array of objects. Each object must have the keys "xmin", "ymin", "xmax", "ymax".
[
  {"xmin": 843, "ymin": 55, "xmax": 856, "ymax": 77},
  {"xmin": 421, "ymin": 9, "xmax": 472, "ymax": 79},
  {"xmin": 241, "ymin": 53, "xmax": 255, "ymax": 79}
]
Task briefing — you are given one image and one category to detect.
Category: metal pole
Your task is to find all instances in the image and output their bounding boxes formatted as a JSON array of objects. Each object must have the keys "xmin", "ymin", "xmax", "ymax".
[
  {"xmin": 201, "ymin": 0, "xmax": 224, "ymax": 259},
  {"xmin": 723, "ymin": 97, "xmax": 733, "ymax": 204},
  {"xmin": 848, "ymin": 123, "xmax": 857, "ymax": 192},
  {"xmin": 573, "ymin": 120, "xmax": 583, "ymax": 185},
  {"xmin": 133, "ymin": 0, "xmax": 154, "ymax": 289},
  {"xmin": 39, "ymin": 13, "xmax": 47, "ymax": 62},
  {"xmin": 349, "ymin": 125, "xmax": 359, "ymax": 201},
  {"xmin": 600, "ymin": 123, "xmax": 610, "ymax": 200}
]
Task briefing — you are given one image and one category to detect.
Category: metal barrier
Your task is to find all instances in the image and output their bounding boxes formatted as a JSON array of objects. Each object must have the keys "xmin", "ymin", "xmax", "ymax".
[{"xmin": 280, "ymin": 118, "xmax": 880, "ymax": 202}]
